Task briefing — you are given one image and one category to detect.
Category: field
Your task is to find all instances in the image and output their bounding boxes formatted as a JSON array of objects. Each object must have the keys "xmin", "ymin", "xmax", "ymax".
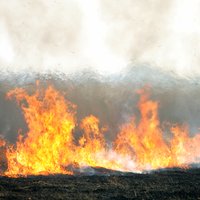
[{"xmin": 0, "ymin": 168, "xmax": 200, "ymax": 200}]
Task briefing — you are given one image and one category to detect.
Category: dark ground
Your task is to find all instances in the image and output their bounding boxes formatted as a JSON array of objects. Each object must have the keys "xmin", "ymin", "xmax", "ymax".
[{"xmin": 0, "ymin": 168, "xmax": 200, "ymax": 200}]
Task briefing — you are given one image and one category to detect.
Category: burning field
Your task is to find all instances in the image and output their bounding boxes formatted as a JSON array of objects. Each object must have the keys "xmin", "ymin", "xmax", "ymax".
[
  {"xmin": 1, "ymin": 0, "xmax": 200, "ymax": 198},
  {"xmin": 0, "ymin": 79, "xmax": 200, "ymax": 176},
  {"xmin": 0, "ymin": 69, "xmax": 200, "ymax": 199}
]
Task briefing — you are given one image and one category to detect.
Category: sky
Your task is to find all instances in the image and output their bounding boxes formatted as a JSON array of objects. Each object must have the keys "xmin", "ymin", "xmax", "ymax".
[{"xmin": 0, "ymin": 0, "xmax": 200, "ymax": 77}]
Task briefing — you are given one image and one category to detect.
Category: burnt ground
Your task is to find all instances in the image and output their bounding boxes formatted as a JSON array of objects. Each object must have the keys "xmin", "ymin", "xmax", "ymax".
[{"xmin": 0, "ymin": 168, "xmax": 200, "ymax": 200}]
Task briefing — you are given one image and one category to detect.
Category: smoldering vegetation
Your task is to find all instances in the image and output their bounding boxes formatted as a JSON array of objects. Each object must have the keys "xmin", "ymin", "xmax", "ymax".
[{"xmin": 0, "ymin": 66, "xmax": 200, "ymax": 144}]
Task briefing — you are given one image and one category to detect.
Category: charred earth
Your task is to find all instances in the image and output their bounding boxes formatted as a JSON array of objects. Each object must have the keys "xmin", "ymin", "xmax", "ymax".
[{"xmin": 0, "ymin": 167, "xmax": 200, "ymax": 200}]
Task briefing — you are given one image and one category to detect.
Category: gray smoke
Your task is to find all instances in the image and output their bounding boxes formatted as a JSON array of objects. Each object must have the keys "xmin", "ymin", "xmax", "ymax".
[
  {"xmin": 0, "ymin": 0, "xmax": 200, "ymax": 76},
  {"xmin": 0, "ymin": 1, "xmax": 200, "ymax": 143},
  {"xmin": 1, "ymin": 66, "xmax": 200, "ymax": 143}
]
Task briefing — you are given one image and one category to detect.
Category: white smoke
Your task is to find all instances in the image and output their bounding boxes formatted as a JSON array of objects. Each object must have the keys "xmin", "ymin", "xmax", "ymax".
[{"xmin": 0, "ymin": 0, "xmax": 199, "ymax": 76}]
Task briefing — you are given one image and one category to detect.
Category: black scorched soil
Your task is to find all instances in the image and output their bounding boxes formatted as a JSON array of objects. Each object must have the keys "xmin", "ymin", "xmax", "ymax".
[{"xmin": 0, "ymin": 168, "xmax": 200, "ymax": 200}]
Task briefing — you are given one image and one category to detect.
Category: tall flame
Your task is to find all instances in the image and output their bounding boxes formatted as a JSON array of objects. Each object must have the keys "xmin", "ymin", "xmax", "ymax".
[
  {"xmin": 0, "ymin": 85, "xmax": 199, "ymax": 177},
  {"xmin": 114, "ymin": 89, "xmax": 200, "ymax": 170},
  {"xmin": 0, "ymin": 138, "xmax": 6, "ymax": 176},
  {"xmin": 5, "ymin": 86, "xmax": 76, "ymax": 176}
]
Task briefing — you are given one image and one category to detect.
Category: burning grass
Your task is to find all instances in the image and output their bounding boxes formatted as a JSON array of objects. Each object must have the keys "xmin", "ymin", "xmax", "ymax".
[{"xmin": 0, "ymin": 83, "xmax": 200, "ymax": 177}]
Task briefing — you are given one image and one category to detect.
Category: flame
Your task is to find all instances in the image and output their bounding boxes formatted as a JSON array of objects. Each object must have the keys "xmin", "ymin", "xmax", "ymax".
[
  {"xmin": 0, "ymin": 138, "xmax": 5, "ymax": 147},
  {"xmin": 114, "ymin": 89, "xmax": 200, "ymax": 170},
  {"xmin": 0, "ymin": 138, "xmax": 6, "ymax": 175},
  {"xmin": 5, "ymin": 86, "xmax": 76, "ymax": 176},
  {"xmin": 76, "ymin": 115, "xmax": 106, "ymax": 167},
  {"xmin": 0, "ymin": 85, "xmax": 199, "ymax": 177}
]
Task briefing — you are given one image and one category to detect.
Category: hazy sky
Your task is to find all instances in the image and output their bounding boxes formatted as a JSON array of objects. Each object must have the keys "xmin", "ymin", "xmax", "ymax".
[{"xmin": 0, "ymin": 0, "xmax": 200, "ymax": 77}]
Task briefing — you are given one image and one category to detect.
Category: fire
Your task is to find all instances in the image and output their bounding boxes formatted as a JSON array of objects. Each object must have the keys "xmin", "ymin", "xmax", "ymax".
[
  {"xmin": 76, "ymin": 115, "xmax": 107, "ymax": 167},
  {"xmin": 0, "ymin": 138, "xmax": 5, "ymax": 147},
  {"xmin": 0, "ymin": 84, "xmax": 199, "ymax": 177},
  {"xmin": 5, "ymin": 86, "xmax": 76, "ymax": 176},
  {"xmin": 114, "ymin": 89, "xmax": 190, "ymax": 170}
]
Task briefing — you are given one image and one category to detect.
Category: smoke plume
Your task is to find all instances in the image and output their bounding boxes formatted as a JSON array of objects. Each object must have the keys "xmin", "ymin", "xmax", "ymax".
[
  {"xmin": 0, "ymin": 0, "xmax": 200, "ymax": 76},
  {"xmin": 0, "ymin": 1, "xmax": 200, "ymax": 144}
]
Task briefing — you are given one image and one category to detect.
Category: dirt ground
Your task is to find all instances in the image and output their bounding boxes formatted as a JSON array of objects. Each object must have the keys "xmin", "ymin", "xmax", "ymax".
[{"xmin": 0, "ymin": 168, "xmax": 200, "ymax": 200}]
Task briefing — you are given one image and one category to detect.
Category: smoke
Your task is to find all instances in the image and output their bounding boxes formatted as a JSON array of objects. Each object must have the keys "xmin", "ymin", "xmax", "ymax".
[
  {"xmin": 0, "ymin": 0, "xmax": 199, "ymax": 76},
  {"xmin": 0, "ymin": 66, "xmax": 200, "ymax": 144},
  {"xmin": 0, "ymin": 0, "xmax": 200, "ymax": 144}
]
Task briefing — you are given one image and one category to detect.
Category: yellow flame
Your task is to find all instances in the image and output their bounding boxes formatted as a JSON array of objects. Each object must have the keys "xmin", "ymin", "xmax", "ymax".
[{"xmin": 1, "ymin": 85, "xmax": 199, "ymax": 177}]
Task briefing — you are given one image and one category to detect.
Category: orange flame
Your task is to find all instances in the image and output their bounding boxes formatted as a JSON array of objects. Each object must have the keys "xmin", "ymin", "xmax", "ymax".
[
  {"xmin": 0, "ymin": 138, "xmax": 5, "ymax": 147},
  {"xmin": 5, "ymin": 86, "xmax": 76, "ymax": 176},
  {"xmin": 0, "ymin": 85, "xmax": 199, "ymax": 177},
  {"xmin": 115, "ymin": 89, "xmax": 200, "ymax": 170}
]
